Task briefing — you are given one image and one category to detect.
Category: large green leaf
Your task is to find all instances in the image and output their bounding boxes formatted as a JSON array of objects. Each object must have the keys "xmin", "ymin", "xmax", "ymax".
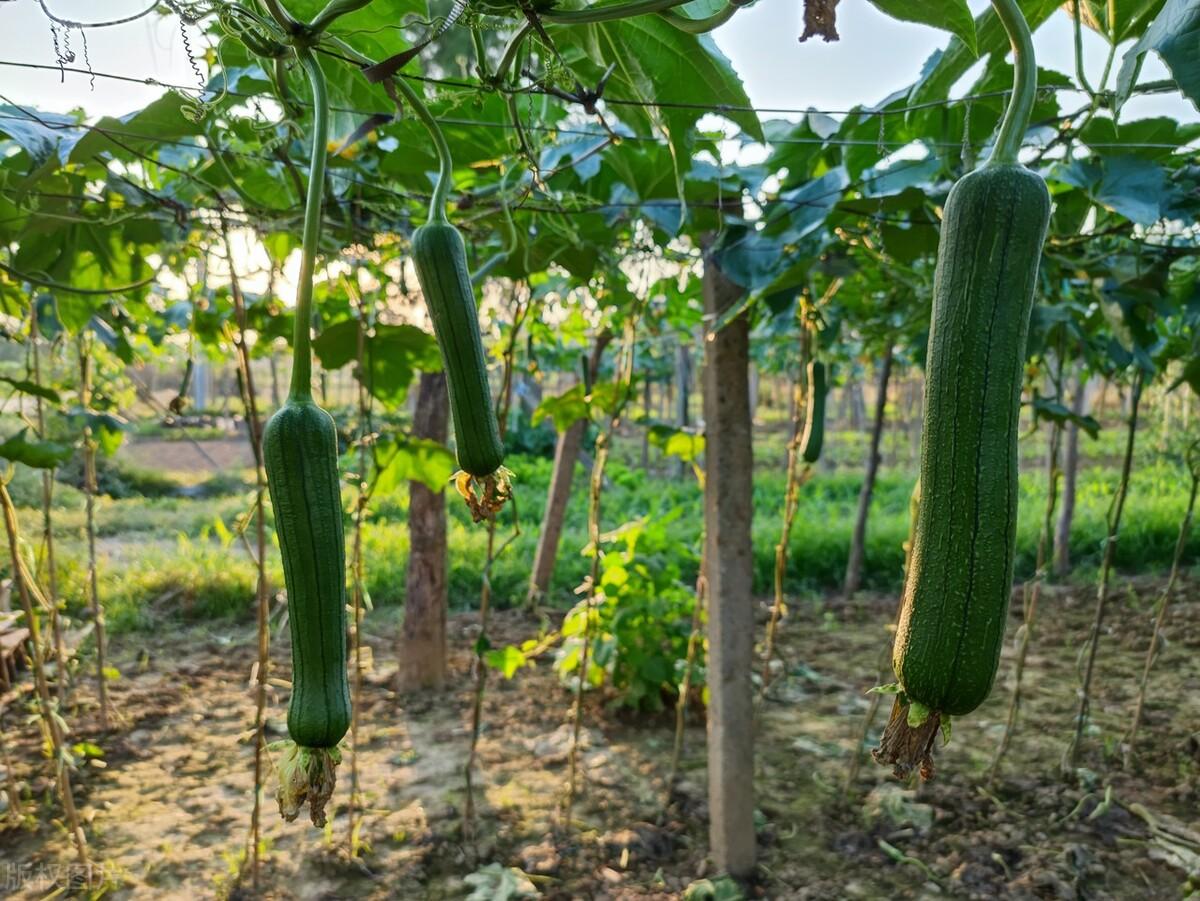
[
  {"xmin": 1053, "ymin": 155, "xmax": 1178, "ymax": 224},
  {"xmin": 568, "ymin": 18, "xmax": 761, "ymax": 208},
  {"xmin": 0, "ymin": 376, "xmax": 60, "ymax": 404},
  {"xmin": 70, "ymin": 93, "xmax": 206, "ymax": 166},
  {"xmin": 1066, "ymin": 0, "xmax": 1167, "ymax": 43},
  {"xmin": 0, "ymin": 105, "xmax": 82, "ymax": 169},
  {"xmin": 313, "ymin": 321, "xmax": 441, "ymax": 406},
  {"xmin": 1079, "ymin": 115, "xmax": 1200, "ymax": 160},
  {"xmin": 1117, "ymin": 0, "xmax": 1200, "ymax": 112},
  {"xmin": 907, "ymin": 0, "xmax": 1060, "ymax": 111},
  {"xmin": 865, "ymin": 0, "xmax": 977, "ymax": 54}
]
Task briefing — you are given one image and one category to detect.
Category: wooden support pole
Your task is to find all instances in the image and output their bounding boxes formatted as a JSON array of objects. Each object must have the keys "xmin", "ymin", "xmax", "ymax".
[{"xmin": 701, "ymin": 254, "xmax": 755, "ymax": 878}]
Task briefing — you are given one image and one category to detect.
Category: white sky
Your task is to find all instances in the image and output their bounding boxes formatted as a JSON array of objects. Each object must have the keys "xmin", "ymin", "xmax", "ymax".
[{"xmin": 0, "ymin": 0, "xmax": 1193, "ymax": 124}]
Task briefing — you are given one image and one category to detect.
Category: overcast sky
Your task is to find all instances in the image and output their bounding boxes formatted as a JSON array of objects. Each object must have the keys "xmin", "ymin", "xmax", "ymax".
[{"xmin": 0, "ymin": 0, "xmax": 1194, "ymax": 124}]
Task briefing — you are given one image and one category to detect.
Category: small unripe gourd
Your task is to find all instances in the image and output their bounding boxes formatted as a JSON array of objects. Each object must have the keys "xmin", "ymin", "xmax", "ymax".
[{"xmin": 799, "ymin": 360, "xmax": 827, "ymax": 464}]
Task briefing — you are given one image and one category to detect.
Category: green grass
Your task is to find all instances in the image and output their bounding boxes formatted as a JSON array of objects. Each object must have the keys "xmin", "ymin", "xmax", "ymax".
[{"xmin": 5, "ymin": 427, "xmax": 1196, "ymax": 634}]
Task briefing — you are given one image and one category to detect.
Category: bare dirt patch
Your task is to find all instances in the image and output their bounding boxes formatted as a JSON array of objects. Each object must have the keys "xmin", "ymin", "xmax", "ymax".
[
  {"xmin": 1, "ymin": 574, "xmax": 1196, "ymax": 898},
  {"xmin": 119, "ymin": 438, "xmax": 255, "ymax": 475}
]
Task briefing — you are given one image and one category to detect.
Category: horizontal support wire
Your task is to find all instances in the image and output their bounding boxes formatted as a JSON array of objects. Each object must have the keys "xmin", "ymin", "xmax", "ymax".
[{"xmin": 0, "ymin": 59, "xmax": 1184, "ymax": 126}]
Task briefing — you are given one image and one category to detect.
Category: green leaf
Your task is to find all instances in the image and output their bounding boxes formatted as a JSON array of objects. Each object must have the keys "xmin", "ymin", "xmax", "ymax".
[
  {"xmin": 483, "ymin": 645, "xmax": 528, "ymax": 680},
  {"xmin": 463, "ymin": 863, "xmax": 538, "ymax": 901},
  {"xmin": 865, "ymin": 0, "xmax": 977, "ymax": 54},
  {"xmin": 69, "ymin": 93, "xmax": 206, "ymax": 166},
  {"xmin": 1052, "ymin": 155, "xmax": 1177, "ymax": 225},
  {"xmin": 70, "ymin": 410, "xmax": 128, "ymax": 457},
  {"xmin": 373, "ymin": 436, "xmax": 456, "ymax": 494},
  {"xmin": 1078, "ymin": 115, "xmax": 1200, "ymax": 161},
  {"xmin": 1170, "ymin": 355, "xmax": 1200, "ymax": 396},
  {"xmin": 1116, "ymin": 0, "xmax": 1200, "ymax": 112},
  {"xmin": 568, "ymin": 17, "xmax": 761, "ymax": 216},
  {"xmin": 71, "ymin": 741, "xmax": 104, "ymax": 759},
  {"xmin": 313, "ymin": 321, "xmax": 440, "ymax": 406},
  {"xmin": 0, "ymin": 376, "xmax": 59, "ymax": 403},
  {"xmin": 683, "ymin": 875, "xmax": 746, "ymax": 900},
  {"xmin": 647, "ymin": 424, "xmax": 706, "ymax": 463},
  {"xmin": 0, "ymin": 105, "xmax": 82, "ymax": 170},
  {"xmin": 0, "ymin": 429, "xmax": 73, "ymax": 469},
  {"xmin": 1066, "ymin": 0, "xmax": 1168, "ymax": 43},
  {"xmin": 532, "ymin": 383, "xmax": 590, "ymax": 432},
  {"xmin": 907, "ymin": 0, "xmax": 1060, "ymax": 112},
  {"xmin": 1030, "ymin": 396, "xmax": 1102, "ymax": 438}
]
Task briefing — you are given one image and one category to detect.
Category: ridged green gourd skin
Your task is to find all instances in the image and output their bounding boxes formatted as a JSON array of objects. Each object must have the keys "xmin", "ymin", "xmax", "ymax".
[
  {"xmin": 893, "ymin": 164, "xmax": 1050, "ymax": 718},
  {"xmin": 800, "ymin": 360, "xmax": 827, "ymax": 464},
  {"xmin": 263, "ymin": 400, "xmax": 350, "ymax": 748},
  {"xmin": 412, "ymin": 222, "xmax": 504, "ymax": 478}
]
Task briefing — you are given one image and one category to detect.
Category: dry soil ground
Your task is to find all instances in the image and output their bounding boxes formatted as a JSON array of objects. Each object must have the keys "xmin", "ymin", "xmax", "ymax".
[{"xmin": 1, "ymin": 575, "xmax": 1198, "ymax": 899}]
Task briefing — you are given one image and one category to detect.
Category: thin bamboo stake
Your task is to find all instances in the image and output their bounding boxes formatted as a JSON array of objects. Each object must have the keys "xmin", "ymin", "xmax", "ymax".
[
  {"xmin": 0, "ymin": 480, "xmax": 90, "ymax": 876},
  {"xmin": 1124, "ymin": 440, "xmax": 1199, "ymax": 765},
  {"xmin": 30, "ymin": 312, "xmax": 69, "ymax": 699},
  {"xmin": 664, "ymin": 547, "xmax": 706, "ymax": 812},
  {"xmin": 989, "ymin": 417, "xmax": 1062, "ymax": 780},
  {"xmin": 1063, "ymin": 369, "xmax": 1143, "ymax": 774},
  {"xmin": 565, "ymin": 311, "xmax": 640, "ymax": 830},
  {"xmin": 225, "ymin": 227, "xmax": 270, "ymax": 891},
  {"xmin": 565, "ymin": 432, "xmax": 607, "ymax": 828},
  {"xmin": 77, "ymin": 334, "xmax": 110, "ymax": 730},
  {"xmin": 0, "ymin": 711, "xmax": 24, "ymax": 825},
  {"xmin": 347, "ymin": 281, "xmax": 374, "ymax": 859},
  {"xmin": 761, "ymin": 326, "xmax": 812, "ymax": 691},
  {"xmin": 464, "ymin": 290, "xmax": 530, "ymax": 850}
]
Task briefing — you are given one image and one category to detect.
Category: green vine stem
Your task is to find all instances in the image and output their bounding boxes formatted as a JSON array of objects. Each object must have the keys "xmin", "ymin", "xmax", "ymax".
[
  {"xmin": 664, "ymin": 528, "xmax": 705, "ymax": 813},
  {"xmin": 288, "ymin": 46, "xmax": 330, "ymax": 401},
  {"xmin": 386, "ymin": 76, "xmax": 453, "ymax": 224},
  {"xmin": 472, "ymin": 27, "xmax": 492, "ymax": 81},
  {"xmin": 1070, "ymin": 0, "xmax": 1095, "ymax": 97},
  {"xmin": 986, "ymin": 0, "xmax": 1037, "ymax": 166},
  {"xmin": 660, "ymin": 3, "xmax": 737, "ymax": 33},
  {"xmin": 472, "ymin": 165, "xmax": 519, "ymax": 284},
  {"xmin": 495, "ymin": 23, "xmax": 534, "ymax": 85},
  {"xmin": 309, "ymin": 0, "xmax": 373, "ymax": 33},
  {"xmin": 463, "ymin": 291, "xmax": 529, "ymax": 851},
  {"xmin": 78, "ymin": 334, "xmax": 111, "ymax": 731},
  {"xmin": 565, "ymin": 307, "xmax": 641, "ymax": 830},
  {"xmin": 261, "ymin": 0, "xmax": 302, "ymax": 33},
  {"xmin": 543, "ymin": 0, "xmax": 690, "ymax": 24},
  {"xmin": 325, "ymin": 35, "xmax": 456, "ymax": 226}
]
